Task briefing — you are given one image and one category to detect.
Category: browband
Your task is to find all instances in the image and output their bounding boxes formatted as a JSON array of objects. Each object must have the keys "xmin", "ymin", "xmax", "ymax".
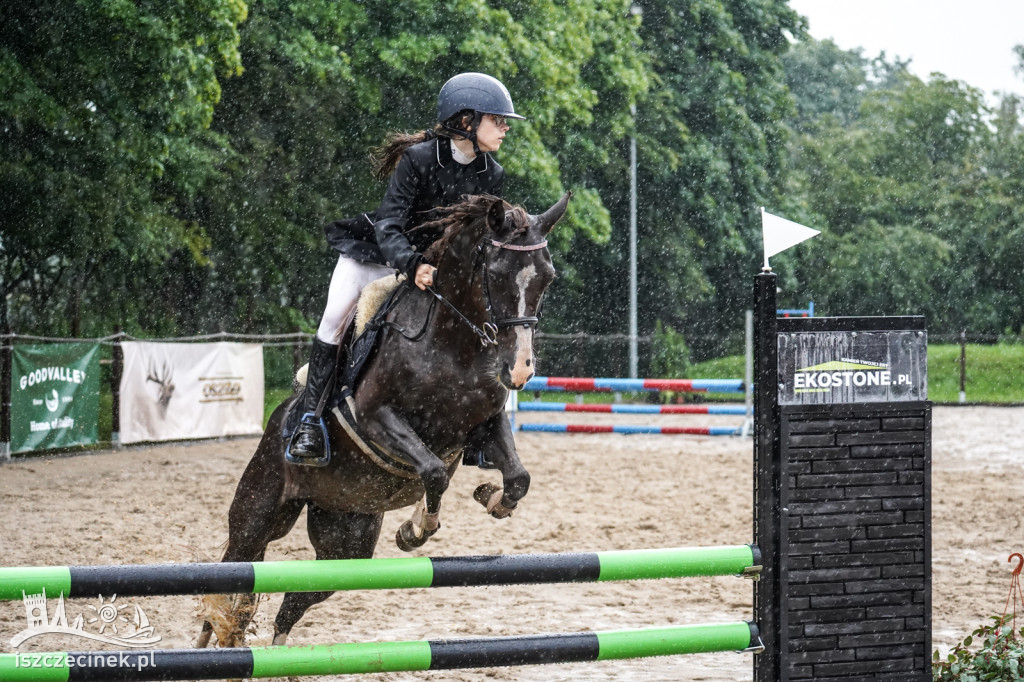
[{"xmin": 489, "ymin": 239, "xmax": 548, "ymax": 251}]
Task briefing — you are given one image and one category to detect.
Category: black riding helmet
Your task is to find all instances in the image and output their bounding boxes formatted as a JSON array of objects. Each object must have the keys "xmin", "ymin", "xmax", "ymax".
[{"xmin": 437, "ymin": 73, "xmax": 525, "ymax": 154}]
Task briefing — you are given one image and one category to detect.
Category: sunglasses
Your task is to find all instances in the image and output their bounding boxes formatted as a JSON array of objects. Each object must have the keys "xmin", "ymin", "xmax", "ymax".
[{"xmin": 486, "ymin": 114, "xmax": 509, "ymax": 128}]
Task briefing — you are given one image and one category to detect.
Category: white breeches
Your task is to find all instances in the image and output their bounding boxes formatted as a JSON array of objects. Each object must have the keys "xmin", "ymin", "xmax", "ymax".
[{"xmin": 316, "ymin": 256, "xmax": 395, "ymax": 344}]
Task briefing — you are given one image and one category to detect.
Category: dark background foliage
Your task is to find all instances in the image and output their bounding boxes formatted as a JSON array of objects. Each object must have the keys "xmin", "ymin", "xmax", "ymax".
[{"xmin": 3, "ymin": 1, "xmax": 1023, "ymax": 372}]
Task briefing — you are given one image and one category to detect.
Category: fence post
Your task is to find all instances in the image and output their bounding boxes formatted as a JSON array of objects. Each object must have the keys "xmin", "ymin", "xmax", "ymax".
[
  {"xmin": 1, "ymin": 325, "xmax": 11, "ymax": 462},
  {"xmin": 958, "ymin": 329, "xmax": 966, "ymax": 404},
  {"xmin": 111, "ymin": 327, "xmax": 123, "ymax": 449},
  {"xmin": 753, "ymin": 272, "xmax": 780, "ymax": 682}
]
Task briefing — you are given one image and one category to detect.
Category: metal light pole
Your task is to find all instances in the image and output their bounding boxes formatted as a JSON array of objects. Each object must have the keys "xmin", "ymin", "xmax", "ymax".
[
  {"xmin": 629, "ymin": 102, "xmax": 638, "ymax": 379},
  {"xmin": 627, "ymin": 3, "xmax": 642, "ymax": 379}
]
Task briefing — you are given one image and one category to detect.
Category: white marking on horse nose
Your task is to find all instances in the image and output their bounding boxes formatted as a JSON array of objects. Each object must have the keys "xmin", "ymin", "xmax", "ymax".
[
  {"xmin": 515, "ymin": 265, "xmax": 536, "ymax": 317},
  {"xmin": 512, "ymin": 326, "xmax": 534, "ymax": 386},
  {"xmin": 511, "ymin": 265, "xmax": 537, "ymax": 386}
]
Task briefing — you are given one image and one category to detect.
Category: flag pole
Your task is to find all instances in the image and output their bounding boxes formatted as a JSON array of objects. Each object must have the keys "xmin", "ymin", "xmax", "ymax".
[{"xmin": 760, "ymin": 206, "xmax": 771, "ymax": 271}]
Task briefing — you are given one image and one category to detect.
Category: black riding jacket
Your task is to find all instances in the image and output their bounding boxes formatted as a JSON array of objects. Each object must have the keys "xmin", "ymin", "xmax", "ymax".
[{"xmin": 324, "ymin": 137, "xmax": 504, "ymax": 279}]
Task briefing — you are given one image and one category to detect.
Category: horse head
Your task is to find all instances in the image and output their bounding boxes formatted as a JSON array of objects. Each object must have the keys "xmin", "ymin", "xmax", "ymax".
[{"xmin": 425, "ymin": 191, "xmax": 570, "ymax": 391}]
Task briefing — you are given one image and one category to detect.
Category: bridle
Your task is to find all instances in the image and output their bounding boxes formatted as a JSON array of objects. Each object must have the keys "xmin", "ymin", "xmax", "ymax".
[{"xmin": 421, "ymin": 236, "xmax": 549, "ymax": 347}]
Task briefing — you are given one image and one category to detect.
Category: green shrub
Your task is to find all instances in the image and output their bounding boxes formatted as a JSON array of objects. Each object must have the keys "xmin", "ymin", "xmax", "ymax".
[
  {"xmin": 649, "ymin": 320, "xmax": 691, "ymax": 379},
  {"xmin": 933, "ymin": 615, "xmax": 1024, "ymax": 680}
]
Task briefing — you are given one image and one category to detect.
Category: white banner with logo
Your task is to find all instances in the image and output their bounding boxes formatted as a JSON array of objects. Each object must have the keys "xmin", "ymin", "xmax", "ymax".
[{"xmin": 119, "ymin": 342, "xmax": 264, "ymax": 444}]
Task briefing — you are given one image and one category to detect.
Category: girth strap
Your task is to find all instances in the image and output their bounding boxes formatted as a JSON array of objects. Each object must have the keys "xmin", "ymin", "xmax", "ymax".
[{"xmin": 329, "ymin": 397, "xmax": 462, "ymax": 479}]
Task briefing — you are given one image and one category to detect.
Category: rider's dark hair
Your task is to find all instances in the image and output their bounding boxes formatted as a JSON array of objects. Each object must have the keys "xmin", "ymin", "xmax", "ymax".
[{"xmin": 370, "ymin": 110, "xmax": 476, "ymax": 182}]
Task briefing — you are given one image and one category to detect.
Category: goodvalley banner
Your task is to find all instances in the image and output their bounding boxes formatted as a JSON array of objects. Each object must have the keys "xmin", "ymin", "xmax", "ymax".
[
  {"xmin": 11, "ymin": 343, "xmax": 101, "ymax": 453},
  {"xmin": 120, "ymin": 342, "xmax": 264, "ymax": 444}
]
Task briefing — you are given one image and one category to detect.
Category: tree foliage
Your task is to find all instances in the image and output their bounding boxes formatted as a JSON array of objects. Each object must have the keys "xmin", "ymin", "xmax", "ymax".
[
  {"xmin": 543, "ymin": 0, "xmax": 804, "ymax": 361},
  {"xmin": 783, "ymin": 39, "xmax": 1024, "ymax": 336},
  {"xmin": 4, "ymin": 6, "xmax": 1024, "ymax": 366},
  {"xmin": 1, "ymin": 0, "xmax": 246, "ymax": 334}
]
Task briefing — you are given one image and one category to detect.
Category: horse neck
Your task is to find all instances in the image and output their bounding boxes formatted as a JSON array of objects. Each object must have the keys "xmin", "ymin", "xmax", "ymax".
[{"xmin": 434, "ymin": 265, "xmax": 489, "ymax": 332}]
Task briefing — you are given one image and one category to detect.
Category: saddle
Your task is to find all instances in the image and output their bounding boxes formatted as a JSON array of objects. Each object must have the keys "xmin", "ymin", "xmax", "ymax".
[
  {"xmin": 280, "ymin": 275, "xmax": 463, "ymax": 476},
  {"xmin": 282, "ymin": 275, "xmax": 408, "ymax": 440}
]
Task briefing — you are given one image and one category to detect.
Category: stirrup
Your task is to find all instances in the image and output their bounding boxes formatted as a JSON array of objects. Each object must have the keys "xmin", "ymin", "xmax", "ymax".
[
  {"xmin": 462, "ymin": 448, "xmax": 497, "ymax": 470},
  {"xmin": 286, "ymin": 413, "xmax": 331, "ymax": 467}
]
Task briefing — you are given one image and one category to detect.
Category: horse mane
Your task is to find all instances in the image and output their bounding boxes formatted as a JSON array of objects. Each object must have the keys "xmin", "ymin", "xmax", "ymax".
[{"xmin": 418, "ymin": 195, "xmax": 531, "ymax": 265}]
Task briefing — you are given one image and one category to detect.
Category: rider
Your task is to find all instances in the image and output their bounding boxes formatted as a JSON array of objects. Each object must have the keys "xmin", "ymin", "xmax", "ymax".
[{"xmin": 287, "ymin": 72, "xmax": 525, "ymax": 467}]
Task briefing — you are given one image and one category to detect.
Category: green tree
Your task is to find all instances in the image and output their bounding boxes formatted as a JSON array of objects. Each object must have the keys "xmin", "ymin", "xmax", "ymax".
[
  {"xmin": 782, "ymin": 57, "xmax": 1024, "ymax": 333},
  {"xmin": 544, "ymin": 0, "xmax": 804, "ymax": 366},
  {"xmin": 3, "ymin": 1, "xmax": 651, "ymax": 337},
  {"xmin": 782, "ymin": 38, "xmax": 870, "ymax": 130},
  {"xmin": 0, "ymin": 1, "xmax": 246, "ymax": 334}
]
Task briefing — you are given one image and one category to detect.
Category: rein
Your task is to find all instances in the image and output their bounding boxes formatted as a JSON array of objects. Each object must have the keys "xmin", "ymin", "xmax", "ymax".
[
  {"xmin": 424, "ymin": 285, "xmax": 500, "ymax": 346},
  {"xmin": 408, "ymin": 236, "xmax": 549, "ymax": 347}
]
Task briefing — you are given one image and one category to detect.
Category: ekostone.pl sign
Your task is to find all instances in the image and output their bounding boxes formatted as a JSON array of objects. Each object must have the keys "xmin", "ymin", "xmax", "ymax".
[
  {"xmin": 11, "ymin": 343, "xmax": 101, "ymax": 453},
  {"xmin": 777, "ymin": 330, "xmax": 927, "ymax": 405}
]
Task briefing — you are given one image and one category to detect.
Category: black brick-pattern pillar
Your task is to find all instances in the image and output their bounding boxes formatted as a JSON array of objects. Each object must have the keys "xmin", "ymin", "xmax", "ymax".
[{"xmin": 780, "ymin": 403, "xmax": 931, "ymax": 681}]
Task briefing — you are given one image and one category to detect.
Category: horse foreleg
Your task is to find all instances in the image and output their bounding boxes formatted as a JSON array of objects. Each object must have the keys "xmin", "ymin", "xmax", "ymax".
[
  {"xmin": 467, "ymin": 411, "xmax": 530, "ymax": 519},
  {"xmin": 361, "ymin": 405, "xmax": 449, "ymax": 551},
  {"xmin": 273, "ymin": 505, "xmax": 383, "ymax": 645}
]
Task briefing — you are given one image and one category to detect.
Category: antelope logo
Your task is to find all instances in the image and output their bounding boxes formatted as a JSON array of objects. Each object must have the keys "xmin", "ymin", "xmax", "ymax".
[{"xmin": 146, "ymin": 361, "xmax": 175, "ymax": 418}]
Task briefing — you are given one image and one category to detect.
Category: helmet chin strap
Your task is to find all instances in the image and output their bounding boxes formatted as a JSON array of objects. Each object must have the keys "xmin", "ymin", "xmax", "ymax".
[{"xmin": 444, "ymin": 111, "xmax": 484, "ymax": 156}]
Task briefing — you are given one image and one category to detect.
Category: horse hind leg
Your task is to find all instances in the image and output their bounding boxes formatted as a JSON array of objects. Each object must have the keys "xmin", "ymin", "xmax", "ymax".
[
  {"xmin": 272, "ymin": 504, "xmax": 383, "ymax": 646},
  {"xmin": 197, "ymin": 431, "xmax": 306, "ymax": 648}
]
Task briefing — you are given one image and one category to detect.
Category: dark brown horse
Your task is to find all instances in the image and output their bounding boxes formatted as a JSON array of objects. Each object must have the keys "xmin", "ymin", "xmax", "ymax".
[{"xmin": 198, "ymin": 192, "xmax": 568, "ymax": 648}]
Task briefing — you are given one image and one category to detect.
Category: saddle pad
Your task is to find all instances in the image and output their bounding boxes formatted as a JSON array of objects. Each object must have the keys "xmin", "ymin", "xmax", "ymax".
[
  {"xmin": 341, "ymin": 279, "xmax": 410, "ymax": 393},
  {"xmin": 354, "ymin": 274, "xmax": 405, "ymax": 336}
]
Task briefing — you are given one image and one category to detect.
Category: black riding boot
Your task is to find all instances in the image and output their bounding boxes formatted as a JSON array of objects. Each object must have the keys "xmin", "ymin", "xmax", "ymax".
[{"xmin": 286, "ymin": 337, "xmax": 339, "ymax": 466}]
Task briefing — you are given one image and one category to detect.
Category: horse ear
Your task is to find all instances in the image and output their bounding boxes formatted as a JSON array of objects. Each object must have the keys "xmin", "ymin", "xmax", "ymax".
[
  {"xmin": 486, "ymin": 197, "xmax": 505, "ymax": 235},
  {"xmin": 535, "ymin": 191, "xmax": 572, "ymax": 235}
]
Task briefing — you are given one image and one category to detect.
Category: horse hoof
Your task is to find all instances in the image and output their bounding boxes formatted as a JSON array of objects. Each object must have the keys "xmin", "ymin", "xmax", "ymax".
[
  {"xmin": 473, "ymin": 483, "xmax": 501, "ymax": 507},
  {"xmin": 473, "ymin": 483, "xmax": 516, "ymax": 518},
  {"xmin": 396, "ymin": 520, "xmax": 437, "ymax": 552}
]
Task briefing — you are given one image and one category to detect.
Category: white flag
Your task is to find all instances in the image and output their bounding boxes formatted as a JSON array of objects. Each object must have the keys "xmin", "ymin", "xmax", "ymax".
[{"xmin": 761, "ymin": 207, "xmax": 820, "ymax": 269}]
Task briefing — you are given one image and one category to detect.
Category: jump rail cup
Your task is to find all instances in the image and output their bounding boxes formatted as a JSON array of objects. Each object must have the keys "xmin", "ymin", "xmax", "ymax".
[
  {"xmin": 0, "ymin": 623, "xmax": 762, "ymax": 681},
  {"xmin": 0, "ymin": 545, "xmax": 761, "ymax": 600}
]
